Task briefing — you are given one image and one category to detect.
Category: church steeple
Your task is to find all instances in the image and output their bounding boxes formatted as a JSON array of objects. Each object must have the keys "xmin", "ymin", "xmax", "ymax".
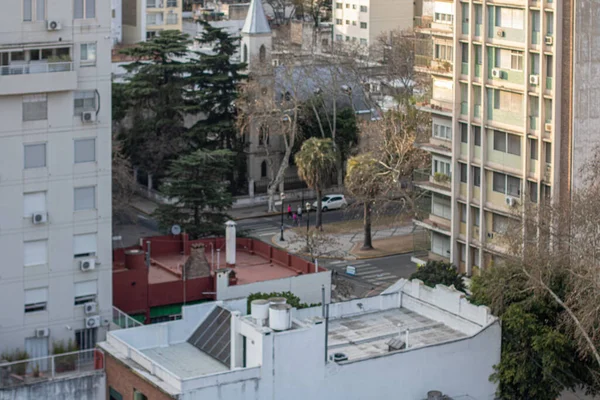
[{"xmin": 240, "ymin": 0, "xmax": 272, "ymax": 70}]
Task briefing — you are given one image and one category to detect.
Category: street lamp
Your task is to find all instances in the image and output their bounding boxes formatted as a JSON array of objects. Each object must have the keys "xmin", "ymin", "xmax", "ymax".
[
  {"xmin": 305, "ymin": 202, "xmax": 311, "ymax": 233},
  {"xmin": 280, "ymin": 192, "xmax": 286, "ymax": 242}
]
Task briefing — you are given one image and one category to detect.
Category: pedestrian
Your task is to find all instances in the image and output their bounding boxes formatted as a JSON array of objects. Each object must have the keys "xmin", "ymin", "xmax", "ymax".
[
  {"xmin": 293, "ymin": 212, "xmax": 298, "ymax": 226},
  {"xmin": 287, "ymin": 204, "xmax": 292, "ymax": 219},
  {"xmin": 297, "ymin": 205, "xmax": 303, "ymax": 221}
]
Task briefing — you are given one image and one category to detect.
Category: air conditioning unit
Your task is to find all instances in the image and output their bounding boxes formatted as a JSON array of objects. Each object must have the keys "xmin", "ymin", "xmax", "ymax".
[
  {"xmin": 32, "ymin": 212, "xmax": 47, "ymax": 225},
  {"xmin": 47, "ymin": 20, "xmax": 62, "ymax": 31},
  {"xmin": 505, "ymin": 196, "xmax": 517, "ymax": 207},
  {"xmin": 81, "ymin": 111, "xmax": 96, "ymax": 123},
  {"xmin": 487, "ymin": 232, "xmax": 494, "ymax": 239},
  {"xmin": 496, "ymin": 28, "xmax": 505, "ymax": 37},
  {"xmin": 35, "ymin": 328, "xmax": 50, "ymax": 338},
  {"xmin": 529, "ymin": 74, "xmax": 539, "ymax": 85},
  {"xmin": 84, "ymin": 302, "xmax": 97, "ymax": 315},
  {"xmin": 80, "ymin": 258, "xmax": 96, "ymax": 272},
  {"xmin": 544, "ymin": 123, "xmax": 553, "ymax": 132},
  {"xmin": 491, "ymin": 68, "xmax": 502, "ymax": 78},
  {"xmin": 545, "ymin": 35, "xmax": 554, "ymax": 45},
  {"xmin": 85, "ymin": 316, "xmax": 101, "ymax": 329}
]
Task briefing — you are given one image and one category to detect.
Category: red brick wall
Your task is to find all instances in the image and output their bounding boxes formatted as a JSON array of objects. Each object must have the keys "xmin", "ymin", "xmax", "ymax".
[{"xmin": 105, "ymin": 352, "xmax": 175, "ymax": 400}]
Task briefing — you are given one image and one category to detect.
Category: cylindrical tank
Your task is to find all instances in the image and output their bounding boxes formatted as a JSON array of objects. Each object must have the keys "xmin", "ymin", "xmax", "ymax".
[
  {"xmin": 251, "ymin": 299, "xmax": 270, "ymax": 324},
  {"xmin": 427, "ymin": 390, "xmax": 443, "ymax": 400},
  {"xmin": 268, "ymin": 297, "xmax": 287, "ymax": 305},
  {"xmin": 124, "ymin": 249, "xmax": 146, "ymax": 270},
  {"xmin": 269, "ymin": 304, "xmax": 292, "ymax": 331}
]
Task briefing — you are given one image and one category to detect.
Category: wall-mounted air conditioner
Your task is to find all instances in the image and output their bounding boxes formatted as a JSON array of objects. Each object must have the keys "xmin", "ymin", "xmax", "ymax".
[
  {"xmin": 529, "ymin": 74, "xmax": 539, "ymax": 85},
  {"xmin": 80, "ymin": 258, "xmax": 96, "ymax": 272},
  {"xmin": 491, "ymin": 68, "xmax": 502, "ymax": 78},
  {"xmin": 545, "ymin": 36, "xmax": 553, "ymax": 45},
  {"xmin": 32, "ymin": 212, "xmax": 47, "ymax": 225}
]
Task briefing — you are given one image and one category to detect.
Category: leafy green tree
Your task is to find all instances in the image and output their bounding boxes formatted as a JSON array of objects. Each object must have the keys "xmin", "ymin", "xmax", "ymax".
[
  {"xmin": 295, "ymin": 138, "xmax": 337, "ymax": 229},
  {"xmin": 153, "ymin": 149, "xmax": 233, "ymax": 238},
  {"xmin": 409, "ymin": 260, "xmax": 466, "ymax": 293},
  {"xmin": 117, "ymin": 30, "xmax": 193, "ymax": 183}
]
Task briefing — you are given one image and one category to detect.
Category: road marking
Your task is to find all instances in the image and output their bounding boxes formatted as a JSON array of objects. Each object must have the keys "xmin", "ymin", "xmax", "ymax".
[
  {"xmin": 330, "ymin": 260, "xmax": 345, "ymax": 265},
  {"xmin": 258, "ymin": 231, "xmax": 278, "ymax": 237},
  {"xmin": 359, "ymin": 272, "xmax": 394, "ymax": 279}
]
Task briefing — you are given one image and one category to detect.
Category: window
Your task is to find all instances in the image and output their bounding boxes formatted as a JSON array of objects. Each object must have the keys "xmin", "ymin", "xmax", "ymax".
[
  {"xmin": 433, "ymin": 158, "xmax": 451, "ymax": 176},
  {"xmin": 360, "ymin": 22, "xmax": 367, "ymax": 29},
  {"xmin": 510, "ymin": 50, "xmax": 523, "ymax": 71},
  {"xmin": 134, "ymin": 390, "xmax": 148, "ymax": 400},
  {"xmin": 546, "ymin": 55, "xmax": 554, "ymax": 78},
  {"xmin": 472, "ymin": 207, "xmax": 480, "ymax": 227},
  {"xmin": 360, "ymin": 38, "xmax": 367, "ymax": 45},
  {"xmin": 260, "ymin": 161, "xmax": 267, "ymax": 178},
  {"xmin": 352, "ymin": 4, "xmax": 356, "ymax": 8},
  {"xmin": 431, "ymin": 232, "xmax": 451, "ymax": 257},
  {"xmin": 74, "ymin": 0, "xmax": 95, "ymax": 19},
  {"xmin": 75, "ymin": 328, "xmax": 97, "ymax": 351},
  {"xmin": 432, "ymin": 194, "xmax": 451, "ymax": 219},
  {"xmin": 545, "ymin": 142, "xmax": 552, "ymax": 164},
  {"xmin": 435, "ymin": 44, "xmax": 453, "ymax": 61},
  {"xmin": 25, "ymin": 287, "xmax": 48, "ymax": 313},
  {"xmin": 146, "ymin": 13, "xmax": 162, "ymax": 25},
  {"xmin": 346, "ymin": 3, "xmax": 350, "ymax": 7},
  {"xmin": 460, "ymin": 123, "xmax": 468, "ymax": 143},
  {"xmin": 461, "ymin": 43, "xmax": 469, "ymax": 63},
  {"xmin": 24, "ymin": 143, "xmax": 46, "ymax": 169},
  {"xmin": 259, "ymin": 45, "xmax": 266, "ymax": 63},
  {"xmin": 542, "ymin": 183, "xmax": 551, "ymax": 201},
  {"xmin": 74, "ymin": 91, "xmax": 96, "ymax": 116},
  {"xmin": 345, "ymin": 36, "xmax": 350, "ymax": 41},
  {"xmin": 546, "ymin": 12, "xmax": 553, "ymax": 35},
  {"xmin": 507, "ymin": 134, "xmax": 521, "ymax": 155},
  {"xmin": 492, "ymin": 171, "xmax": 506, "ymax": 193},
  {"xmin": 492, "ymin": 213, "xmax": 508, "ymax": 233},
  {"xmin": 336, "ymin": 2, "xmax": 342, "ymax": 8},
  {"xmin": 473, "ymin": 166, "xmax": 481, "ymax": 187},
  {"xmin": 74, "ymin": 233, "xmax": 97, "ymax": 257},
  {"xmin": 23, "ymin": 0, "xmax": 45, "ymax": 21},
  {"xmin": 493, "ymin": 171, "xmax": 521, "ymax": 196},
  {"xmin": 336, "ymin": 34, "xmax": 343, "ymax": 41},
  {"xmin": 360, "ymin": 5, "xmax": 367, "ymax": 11},
  {"xmin": 24, "ymin": 240, "xmax": 47, "ymax": 266},
  {"xmin": 496, "ymin": 7, "xmax": 524, "ymax": 29},
  {"xmin": 80, "ymin": 43, "xmax": 97, "ymax": 66},
  {"xmin": 529, "ymin": 181, "xmax": 538, "ymax": 203},
  {"xmin": 493, "ymin": 130, "xmax": 521, "ymax": 155},
  {"xmin": 493, "ymin": 131, "xmax": 506, "ymax": 152},
  {"xmin": 24, "ymin": 192, "xmax": 46, "ymax": 217},
  {"xmin": 460, "ymin": 203, "xmax": 467, "ymax": 223},
  {"xmin": 346, "ymin": 20, "xmax": 350, "ymax": 24},
  {"xmin": 109, "ymin": 387, "xmax": 123, "ymax": 400},
  {"xmin": 494, "ymin": 90, "xmax": 522, "ymax": 113},
  {"xmin": 473, "ymin": 126, "xmax": 481, "ymax": 146},
  {"xmin": 530, "ymin": 139, "xmax": 538, "ymax": 160},
  {"xmin": 352, "ymin": 21, "xmax": 356, "ymax": 26},
  {"xmin": 74, "ymin": 139, "xmax": 96, "ymax": 163},
  {"xmin": 459, "ymin": 163, "xmax": 467, "ymax": 183},
  {"xmin": 434, "ymin": 13, "xmax": 453, "ymax": 23},
  {"xmin": 147, "ymin": 0, "xmax": 157, "ymax": 7},
  {"xmin": 74, "ymin": 280, "xmax": 97, "ymax": 305},
  {"xmin": 166, "ymin": 13, "xmax": 178, "ymax": 24},
  {"xmin": 433, "ymin": 123, "xmax": 452, "ymax": 140},
  {"xmin": 336, "ymin": 19, "xmax": 342, "ymax": 25},
  {"xmin": 167, "ymin": 0, "xmax": 177, "ymax": 6},
  {"xmin": 23, "ymin": 94, "xmax": 47, "ymax": 121},
  {"xmin": 74, "ymin": 186, "xmax": 96, "ymax": 211},
  {"xmin": 146, "ymin": 31, "xmax": 158, "ymax": 40}
]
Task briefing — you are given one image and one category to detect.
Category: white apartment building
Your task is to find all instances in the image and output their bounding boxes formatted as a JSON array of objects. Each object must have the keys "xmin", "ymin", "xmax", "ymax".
[
  {"xmin": 0, "ymin": 0, "xmax": 112, "ymax": 357},
  {"xmin": 332, "ymin": 0, "xmax": 414, "ymax": 46}
]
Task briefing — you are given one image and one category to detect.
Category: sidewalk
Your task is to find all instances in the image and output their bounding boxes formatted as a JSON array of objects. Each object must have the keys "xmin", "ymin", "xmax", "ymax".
[{"xmin": 270, "ymin": 225, "xmax": 414, "ymax": 260}]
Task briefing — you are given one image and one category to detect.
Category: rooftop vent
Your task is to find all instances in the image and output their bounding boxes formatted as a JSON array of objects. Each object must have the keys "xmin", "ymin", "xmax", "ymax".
[
  {"xmin": 331, "ymin": 352, "xmax": 348, "ymax": 362},
  {"xmin": 387, "ymin": 338, "xmax": 406, "ymax": 352}
]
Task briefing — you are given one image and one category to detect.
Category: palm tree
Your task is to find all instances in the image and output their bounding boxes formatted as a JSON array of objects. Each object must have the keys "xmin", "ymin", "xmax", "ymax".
[{"xmin": 295, "ymin": 138, "xmax": 336, "ymax": 230}]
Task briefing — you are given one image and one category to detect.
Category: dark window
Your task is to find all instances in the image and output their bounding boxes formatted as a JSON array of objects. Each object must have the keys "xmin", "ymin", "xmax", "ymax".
[
  {"xmin": 460, "ymin": 123, "xmax": 468, "ymax": 143},
  {"xmin": 260, "ymin": 161, "xmax": 267, "ymax": 178},
  {"xmin": 109, "ymin": 388, "xmax": 123, "ymax": 400},
  {"xmin": 472, "ymin": 166, "xmax": 481, "ymax": 187},
  {"xmin": 507, "ymin": 134, "xmax": 521, "ymax": 155},
  {"xmin": 530, "ymin": 139, "xmax": 538, "ymax": 160},
  {"xmin": 493, "ymin": 130, "xmax": 506, "ymax": 152},
  {"xmin": 493, "ymin": 171, "xmax": 506, "ymax": 193},
  {"xmin": 243, "ymin": 44, "xmax": 248, "ymax": 63},
  {"xmin": 460, "ymin": 163, "xmax": 468, "ymax": 183},
  {"xmin": 259, "ymin": 45, "xmax": 266, "ymax": 63},
  {"xmin": 473, "ymin": 126, "xmax": 481, "ymax": 146},
  {"xmin": 75, "ymin": 328, "xmax": 97, "ymax": 351},
  {"xmin": 545, "ymin": 142, "xmax": 552, "ymax": 164},
  {"xmin": 507, "ymin": 175, "xmax": 521, "ymax": 196},
  {"xmin": 529, "ymin": 181, "xmax": 538, "ymax": 203}
]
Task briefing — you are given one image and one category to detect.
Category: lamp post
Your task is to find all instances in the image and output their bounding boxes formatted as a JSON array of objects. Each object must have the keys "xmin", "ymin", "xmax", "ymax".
[
  {"xmin": 280, "ymin": 192, "xmax": 286, "ymax": 242},
  {"xmin": 305, "ymin": 202, "xmax": 311, "ymax": 233}
]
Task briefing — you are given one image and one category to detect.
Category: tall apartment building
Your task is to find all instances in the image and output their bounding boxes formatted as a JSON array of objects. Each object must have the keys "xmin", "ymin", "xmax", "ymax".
[
  {"xmin": 121, "ymin": 0, "xmax": 183, "ymax": 44},
  {"xmin": 0, "ymin": 0, "xmax": 112, "ymax": 356},
  {"xmin": 412, "ymin": 0, "xmax": 599, "ymax": 274},
  {"xmin": 332, "ymin": 0, "xmax": 415, "ymax": 46}
]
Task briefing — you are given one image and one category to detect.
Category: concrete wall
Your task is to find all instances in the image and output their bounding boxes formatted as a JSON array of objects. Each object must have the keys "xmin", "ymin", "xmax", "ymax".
[
  {"xmin": 0, "ymin": 373, "xmax": 106, "ymax": 400},
  {"xmin": 0, "ymin": 0, "xmax": 112, "ymax": 353}
]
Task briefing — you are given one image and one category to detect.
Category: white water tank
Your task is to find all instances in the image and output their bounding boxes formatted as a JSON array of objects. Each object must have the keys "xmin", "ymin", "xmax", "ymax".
[
  {"xmin": 251, "ymin": 299, "xmax": 270, "ymax": 325},
  {"xmin": 268, "ymin": 297, "xmax": 287, "ymax": 305},
  {"xmin": 269, "ymin": 304, "xmax": 292, "ymax": 331}
]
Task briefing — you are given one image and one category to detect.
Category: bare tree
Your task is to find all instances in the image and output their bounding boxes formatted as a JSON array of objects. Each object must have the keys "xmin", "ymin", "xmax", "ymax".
[{"xmin": 112, "ymin": 140, "xmax": 137, "ymax": 225}]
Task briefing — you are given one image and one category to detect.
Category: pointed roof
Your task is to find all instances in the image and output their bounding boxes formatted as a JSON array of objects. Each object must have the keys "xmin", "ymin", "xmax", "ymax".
[{"xmin": 241, "ymin": 0, "xmax": 271, "ymax": 34}]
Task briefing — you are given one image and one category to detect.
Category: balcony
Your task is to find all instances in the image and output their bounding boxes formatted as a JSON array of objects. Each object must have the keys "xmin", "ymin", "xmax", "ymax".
[
  {"xmin": 0, "ymin": 349, "xmax": 104, "ymax": 389},
  {"xmin": 413, "ymin": 168, "xmax": 452, "ymax": 196},
  {"xmin": 0, "ymin": 62, "xmax": 76, "ymax": 95},
  {"xmin": 414, "ymin": 138, "xmax": 452, "ymax": 157},
  {"xmin": 416, "ymin": 99, "xmax": 453, "ymax": 117}
]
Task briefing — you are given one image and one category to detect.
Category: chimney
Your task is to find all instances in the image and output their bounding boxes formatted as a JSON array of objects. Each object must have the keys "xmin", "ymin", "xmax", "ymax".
[{"xmin": 225, "ymin": 220, "xmax": 236, "ymax": 267}]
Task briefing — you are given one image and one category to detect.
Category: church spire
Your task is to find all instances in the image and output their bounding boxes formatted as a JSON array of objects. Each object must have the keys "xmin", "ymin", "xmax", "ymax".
[{"xmin": 242, "ymin": 0, "xmax": 271, "ymax": 35}]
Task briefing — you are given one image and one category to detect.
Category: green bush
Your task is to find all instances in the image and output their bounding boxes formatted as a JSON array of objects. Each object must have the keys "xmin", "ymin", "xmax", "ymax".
[
  {"xmin": 52, "ymin": 339, "xmax": 79, "ymax": 373},
  {"xmin": 247, "ymin": 291, "xmax": 320, "ymax": 313},
  {"xmin": 409, "ymin": 260, "xmax": 466, "ymax": 293},
  {"xmin": 1, "ymin": 349, "xmax": 29, "ymax": 376}
]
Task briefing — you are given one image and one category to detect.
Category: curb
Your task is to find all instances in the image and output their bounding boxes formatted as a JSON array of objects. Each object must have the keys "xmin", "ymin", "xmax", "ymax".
[
  {"xmin": 233, "ymin": 211, "xmax": 279, "ymax": 221},
  {"xmin": 132, "ymin": 204, "xmax": 155, "ymax": 216}
]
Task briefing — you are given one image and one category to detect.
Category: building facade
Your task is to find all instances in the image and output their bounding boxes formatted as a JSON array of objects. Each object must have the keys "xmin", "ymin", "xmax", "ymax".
[
  {"xmin": 0, "ymin": 0, "xmax": 112, "ymax": 356},
  {"xmin": 121, "ymin": 0, "xmax": 184, "ymax": 44},
  {"xmin": 332, "ymin": 0, "xmax": 415, "ymax": 46},
  {"xmin": 413, "ymin": 0, "xmax": 572, "ymax": 274}
]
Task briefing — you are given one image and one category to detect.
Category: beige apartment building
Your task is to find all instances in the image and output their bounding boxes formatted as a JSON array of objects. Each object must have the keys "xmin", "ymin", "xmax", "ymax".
[
  {"xmin": 333, "ymin": 0, "xmax": 415, "ymax": 46},
  {"xmin": 121, "ymin": 0, "xmax": 183, "ymax": 43},
  {"xmin": 412, "ymin": 0, "xmax": 599, "ymax": 274},
  {"xmin": 0, "ymin": 0, "xmax": 112, "ymax": 356}
]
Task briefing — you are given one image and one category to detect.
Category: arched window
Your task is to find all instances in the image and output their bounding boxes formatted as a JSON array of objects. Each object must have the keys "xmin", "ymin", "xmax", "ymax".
[
  {"xmin": 243, "ymin": 44, "xmax": 248, "ymax": 63},
  {"xmin": 261, "ymin": 161, "xmax": 267, "ymax": 178},
  {"xmin": 259, "ymin": 45, "xmax": 266, "ymax": 63}
]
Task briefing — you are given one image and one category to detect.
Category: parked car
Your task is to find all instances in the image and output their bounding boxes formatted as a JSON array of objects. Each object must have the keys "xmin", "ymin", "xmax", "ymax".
[{"xmin": 312, "ymin": 195, "xmax": 348, "ymax": 211}]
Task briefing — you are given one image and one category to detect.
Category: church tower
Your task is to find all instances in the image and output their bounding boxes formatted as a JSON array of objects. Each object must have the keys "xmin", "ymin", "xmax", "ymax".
[{"xmin": 240, "ymin": 0, "xmax": 272, "ymax": 71}]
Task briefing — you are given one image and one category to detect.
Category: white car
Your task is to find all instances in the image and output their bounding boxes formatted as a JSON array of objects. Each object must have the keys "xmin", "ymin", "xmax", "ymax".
[{"xmin": 312, "ymin": 195, "xmax": 348, "ymax": 211}]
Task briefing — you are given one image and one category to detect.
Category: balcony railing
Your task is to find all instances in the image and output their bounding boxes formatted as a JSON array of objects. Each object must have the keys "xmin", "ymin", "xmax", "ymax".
[
  {"xmin": 113, "ymin": 306, "xmax": 144, "ymax": 329},
  {"xmin": 0, "ymin": 62, "xmax": 73, "ymax": 76},
  {"xmin": 0, "ymin": 349, "xmax": 103, "ymax": 389}
]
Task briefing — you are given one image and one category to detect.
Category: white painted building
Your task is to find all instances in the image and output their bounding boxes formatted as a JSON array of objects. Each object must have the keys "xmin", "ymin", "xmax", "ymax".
[
  {"xmin": 100, "ymin": 279, "xmax": 501, "ymax": 399},
  {"xmin": 0, "ymin": 0, "xmax": 112, "ymax": 357}
]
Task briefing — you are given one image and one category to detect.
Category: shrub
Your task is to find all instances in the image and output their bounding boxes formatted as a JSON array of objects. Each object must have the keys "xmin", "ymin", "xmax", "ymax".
[{"xmin": 247, "ymin": 291, "xmax": 321, "ymax": 313}]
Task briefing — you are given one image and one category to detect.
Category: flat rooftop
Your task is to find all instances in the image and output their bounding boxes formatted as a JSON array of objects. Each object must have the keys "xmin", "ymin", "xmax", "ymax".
[
  {"xmin": 327, "ymin": 308, "xmax": 466, "ymax": 361},
  {"xmin": 141, "ymin": 342, "xmax": 229, "ymax": 378}
]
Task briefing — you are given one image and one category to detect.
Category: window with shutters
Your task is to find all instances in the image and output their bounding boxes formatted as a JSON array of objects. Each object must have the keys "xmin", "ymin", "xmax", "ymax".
[
  {"xmin": 74, "ymin": 91, "xmax": 96, "ymax": 116},
  {"xmin": 23, "ymin": 94, "xmax": 47, "ymax": 121},
  {"xmin": 74, "ymin": 186, "xmax": 96, "ymax": 211},
  {"xmin": 25, "ymin": 287, "xmax": 48, "ymax": 313},
  {"xmin": 432, "ymin": 194, "xmax": 451, "ymax": 219},
  {"xmin": 75, "ymin": 139, "xmax": 96, "ymax": 163},
  {"xmin": 24, "ymin": 143, "xmax": 46, "ymax": 169},
  {"xmin": 494, "ymin": 130, "xmax": 521, "ymax": 155},
  {"xmin": 493, "ymin": 171, "xmax": 521, "ymax": 196},
  {"xmin": 74, "ymin": 280, "xmax": 97, "ymax": 305},
  {"xmin": 74, "ymin": 233, "xmax": 97, "ymax": 257},
  {"xmin": 74, "ymin": 0, "xmax": 95, "ymax": 18},
  {"xmin": 23, "ymin": 0, "xmax": 45, "ymax": 21},
  {"xmin": 492, "ymin": 213, "xmax": 508, "ymax": 233},
  {"xmin": 166, "ymin": 13, "xmax": 178, "ymax": 24},
  {"xmin": 24, "ymin": 192, "xmax": 46, "ymax": 217},
  {"xmin": 496, "ymin": 7, "xmax": 524, "ymax": 29},
  {"xmin": 24, "ymin": 240, "xmax": 47, "ymax": 267}
]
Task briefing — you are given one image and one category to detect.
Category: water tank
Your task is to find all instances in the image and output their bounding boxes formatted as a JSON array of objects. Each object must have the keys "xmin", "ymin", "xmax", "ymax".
[
  {"xmin": 251, "ymin": 299, "xmax": 270, "ymax": 325},
  {"xmin": 427, "ymin": 390, "xmax": 443, "ymax": 400},
  {"xmin": 269, "ymin": 304, "xmax": 292, "ymax": 331},
  {"xmin": 268, "ymin": 297, "xmax": 287, "ymax": 305}
]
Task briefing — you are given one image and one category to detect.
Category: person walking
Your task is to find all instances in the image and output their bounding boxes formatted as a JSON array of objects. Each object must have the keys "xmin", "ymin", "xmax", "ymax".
[
  {"xmin": 292, "ymin": 212, "xmax": 299, "ymax": 226},
  {"xmin": 297, "ymin": 205, "xmax": 303, "ymax": 221},
  {"xmin": 287, "ymin": 204, "xmax": 292, "ymax": 219}
]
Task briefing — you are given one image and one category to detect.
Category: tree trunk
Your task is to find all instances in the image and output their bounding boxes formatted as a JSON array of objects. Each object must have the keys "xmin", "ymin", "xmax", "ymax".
[
  {"xmin": 316, "ymin": 188, "xmax": 323, "ymax": 230},
  {"xmin": 362, "ymin": 201, "xmax": 373, "ymax": 250}
]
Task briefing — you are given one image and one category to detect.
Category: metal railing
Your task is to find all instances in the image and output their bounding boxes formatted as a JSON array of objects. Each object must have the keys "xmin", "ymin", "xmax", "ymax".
[
  {"xmin": 0, "ymin": 62, "xmax": 73, "ymax": 76},
  {"xmin": 113, "ymin": 306, "xmax": 144, "ymax": 329},
  {"xmin": 0, "ymin": 349, "xmax": 103, "ymax": 389}
]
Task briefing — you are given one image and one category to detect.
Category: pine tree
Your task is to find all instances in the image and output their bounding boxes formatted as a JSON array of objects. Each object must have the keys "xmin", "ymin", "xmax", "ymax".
[{"xmin": 153, "ymin": 149, "xmax": 234, "ymax": 238}]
